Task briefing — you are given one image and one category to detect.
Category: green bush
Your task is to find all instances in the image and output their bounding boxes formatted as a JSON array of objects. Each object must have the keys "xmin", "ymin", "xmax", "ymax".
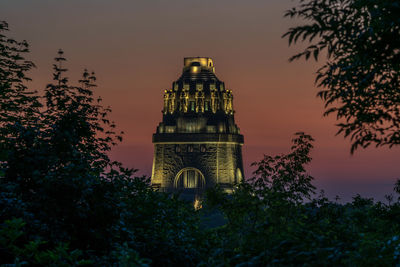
[{"xmin": 1, "ymin": 19, "xmax": 400, "ymax": 266}]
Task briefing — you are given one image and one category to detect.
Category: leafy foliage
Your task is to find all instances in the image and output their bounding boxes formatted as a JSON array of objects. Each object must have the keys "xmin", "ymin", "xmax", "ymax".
[
  {"xmin": 0, "ymin": 218, "xmax": 91, "ymax": 266},
  {"xmin": 0, "ymin": 21, "xmax": 40, "ymax": 175},
  {"xmin": 1, "ymin": 19, "xmax": 400, "ymax": 266},
  {"xmin": 0, "ymin": 21, "xmax": 39, "ymax": 128},
  {"xmin": 283, "ymin": 0, "xmax": 400, "ymax": 152},
  {"xmin": 202, "ymin": 134, "xmax": 400, "ymax": 266},
  {"xmin": 0, "ymin": 21, "xmax": 201, "ymax": 266},
  {"xmin": 250, "ymin": 132, "xmax": 315, "ymax": 203}
]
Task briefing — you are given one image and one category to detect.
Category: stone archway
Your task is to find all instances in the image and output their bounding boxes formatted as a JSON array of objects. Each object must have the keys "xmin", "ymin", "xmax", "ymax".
[{"xmin": 174, "ymin": 167, "xmax": 205, "ymax": 189}]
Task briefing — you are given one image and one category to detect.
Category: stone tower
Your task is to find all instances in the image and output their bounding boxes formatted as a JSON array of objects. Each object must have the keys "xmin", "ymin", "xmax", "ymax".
[{"xmin": 151, "ymin": 57, "xmax": 244, "ymax": 196}]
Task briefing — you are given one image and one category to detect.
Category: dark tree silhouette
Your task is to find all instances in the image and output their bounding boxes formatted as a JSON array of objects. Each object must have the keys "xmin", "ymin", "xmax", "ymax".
[
  {"xmin": 43, "ymin": 49, "xmax": 122, "ymax": 174},
  {"xmin": 3, "ymin": 50, "xmax": 127, "ymax": 256},
  {"xmin": 251, "ymin": 132, "xmax": 315, "ymax": 203},
  {"xmin": 3, "ymin": 18, "xmax": 400, "ymax": 267},
  {"xmin": 283, "ymin": 0, "xmax": 400, "ymax": 153},
  {"xmin": 0, "ymin": 21, "xmax": 40, "ymax": 165},
  {"xmin": 1, "ymin": 32, "xmax": 202, "ymax": 265}
]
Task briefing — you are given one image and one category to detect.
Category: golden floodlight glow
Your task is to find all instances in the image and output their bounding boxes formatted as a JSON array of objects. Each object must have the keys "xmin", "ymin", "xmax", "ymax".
[
  {"xmin": 151, "ymin": 57, "xmax": 244, "ymax": 201},
  {"xmin": 190, "ymin": 66, "xmax": 200, "ymax": 73}
]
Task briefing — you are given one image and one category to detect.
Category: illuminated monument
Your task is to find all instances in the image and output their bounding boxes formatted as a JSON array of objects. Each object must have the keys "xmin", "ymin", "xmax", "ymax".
[{"xmin": 151, "ymin": 57, "xmax": 244, "ymax": 195}]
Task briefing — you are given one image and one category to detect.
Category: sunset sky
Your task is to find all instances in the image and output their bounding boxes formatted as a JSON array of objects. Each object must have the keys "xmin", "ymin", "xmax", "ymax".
[{"xmin": 2, "ymin": 0, "xmax": 400, "ymax": 202}]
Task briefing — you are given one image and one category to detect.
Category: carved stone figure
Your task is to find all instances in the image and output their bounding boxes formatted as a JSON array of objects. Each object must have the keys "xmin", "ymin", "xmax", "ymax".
[
  {"xmin": 169, "ymin": 92, "xmax": 176, "ymax": 114},
  {"xmin": 163, "ymin": 90, "xmax": 169, "ymax": 114},
  {"xmin": 227, "ymin": 90, "xmax": 233, "ymax": 114},
  {"xmin": 222, "ymin": 91, "xmax": 229, "ymax": 114},
  {"xmin": 180, "ymin": 91, "xmax": 189, "ymax": 112},
  {"xmin": 196, "ymin": 91, "xmax": 204, "ymax": 113},
  {"xmin": 211, "ymin": 91, "xmax": 217, "ymax": 113}
]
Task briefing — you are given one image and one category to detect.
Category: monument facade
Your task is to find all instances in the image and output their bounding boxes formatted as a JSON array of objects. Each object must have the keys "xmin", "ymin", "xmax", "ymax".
[{"xmin": 151, "ymin": 57, "xmax": 244, "ymax": 195}]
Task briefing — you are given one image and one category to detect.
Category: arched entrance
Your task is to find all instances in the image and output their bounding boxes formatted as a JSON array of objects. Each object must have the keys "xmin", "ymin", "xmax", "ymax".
[{"xmin": 175, "ymin": 167, "xmax": 205, "ymax": 189}]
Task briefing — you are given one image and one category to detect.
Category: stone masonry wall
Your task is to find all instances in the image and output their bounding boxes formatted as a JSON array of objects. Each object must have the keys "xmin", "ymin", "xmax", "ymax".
[{"xmin": 151, "ymin": 142, "xmax": 244, "ymax": 191}]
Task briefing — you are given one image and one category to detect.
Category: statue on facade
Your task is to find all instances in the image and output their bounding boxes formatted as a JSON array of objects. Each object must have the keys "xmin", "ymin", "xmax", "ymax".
[
  {"xmin": 169, "ymin": 91, "xmax": 176, "ymax": 114},
  {"xmin": 180, "ymin": 91, "xmax": 189, "ymax": 112},
  {"xmin": 222, "ymin": 91, "xmax": 229, "ymax": 114},
  {"xmin": 211, "ymin": 91, "xmax": 217, "ymax": 113},
  {"xmin": 163, "ymin": 90, "xmax": 169, "ymax": 114},
  {"xmin": 227, "ymin": 90, "xmax": 233, "ymax": 114},
  {"xmin": 196, "ymin": 91, "xmax": 205, "ymax": 113}
]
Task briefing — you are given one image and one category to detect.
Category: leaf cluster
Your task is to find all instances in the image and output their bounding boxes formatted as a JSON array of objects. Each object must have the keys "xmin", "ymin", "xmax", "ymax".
[
  {"xmin": 283, "ymin": 0, "xmax": 400, "ymax": 152},
  {"xmin": 2, "ymin": 19, "xmax": 400, "ymax": 266},
  {"xmin": 0, "ymin": 22, "xmax": 202, "ymax": 266},
  {"xmin": 202, "ymin": 133, "xmax": 400, "ymax": 266}
]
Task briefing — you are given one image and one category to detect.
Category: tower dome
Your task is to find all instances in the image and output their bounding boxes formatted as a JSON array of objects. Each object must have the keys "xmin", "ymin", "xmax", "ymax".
[{"xmin": 151, "ymin": 57, "xmax": 244, "ymax": 196}]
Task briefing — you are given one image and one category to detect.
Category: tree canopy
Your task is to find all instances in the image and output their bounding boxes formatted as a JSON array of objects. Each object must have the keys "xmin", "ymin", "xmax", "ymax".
[
  {"xmin": 0, "ymin": 21, "xmax": 201, "ymax": 266},
  {"xmin": 1, "ymin": 19, "xmax": 400, "ymax": 266},
  {"xmin": 283, "ymin": 0, "xmax": 400, "ymax": 152}
]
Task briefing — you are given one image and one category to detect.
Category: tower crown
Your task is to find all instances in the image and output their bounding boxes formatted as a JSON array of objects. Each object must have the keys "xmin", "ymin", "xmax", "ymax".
[
  {"xmin": 157, "ymin": 57, "xmax": 239, "ymax": 135},
  {"xmin": 183, "ymin": 57, "xmax": 215, "ymax": 73}
]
